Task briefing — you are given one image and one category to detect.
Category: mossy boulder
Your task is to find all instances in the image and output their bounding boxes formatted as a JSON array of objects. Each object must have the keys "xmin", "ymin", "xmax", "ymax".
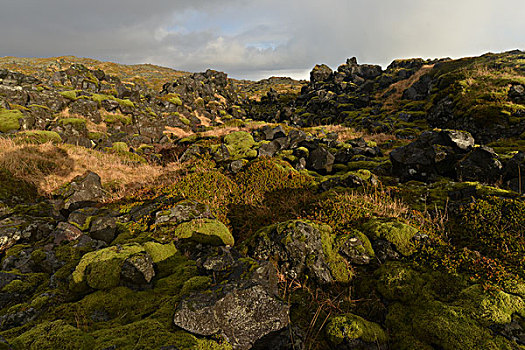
[
  {"xmin": 14, "ymin": 130, "xmax": 62, "ymax": 144},
  {"xmin": 386, "ymin": 299, "xmax": 519, "ymax": 350},
  {"xmin": 142, "ymin": 241, "xmax": 178, "ymax": 263},
  {"xmin": 10, "ymin": 320, "xmax": 95, "ymax": 350},
  {"xmin": 376, "ymin": 262, "xmax": 523, "ymax": 349},
  {"xmin": 458, "ymin": 284, "xmax": 525, "ymax": 326},
  {"xmin": 0, "ymin": 169, "xmax": 39, "ymax": 205},
  {"xmin": 336, "ymin": 229, "xmax": 375, "ymax": 265},
  {"xmin": 170, "ymin": 219, "xmax": 234, "ymax": 246},
  {"xmin": 0, "ymin": 108, "xmax": 23, "ymax": 133},
  {"xmin": 362, "ymin": 218, "xmax": 419, "ymax": 256},
  {"xmin": 57, "ymin": 117, "xmax": 87, "ymax": 129},
  {"xmin": 245, "ymin": 220, "xmax": 351, "ymax": 284},
  {"xmin": 223, "ymin": 131, "xmax": 257, "ymax": 160},
  {"xmin": 71, "ymin": 243, "xmax": 157, "ymax": 290},
  {"xmin": 325, "ymin": 313, "xmax": 388, "ymax": 346}
]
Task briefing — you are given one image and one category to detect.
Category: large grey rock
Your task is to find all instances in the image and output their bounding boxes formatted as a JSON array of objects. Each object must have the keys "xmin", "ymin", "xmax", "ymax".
[
  {"xmin": 173, "ymin": 284, "xmax": 289, "ymax": 350},
  {"xmin": 58, "ymin": 172, "xmax": 105, "ymax": 211},
  {"xmin": 154, "ymin": 200, "xmax": 212, "ymax": 225}
]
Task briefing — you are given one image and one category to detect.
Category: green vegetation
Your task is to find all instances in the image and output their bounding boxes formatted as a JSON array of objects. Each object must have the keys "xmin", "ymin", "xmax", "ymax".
[
  {"xmin": 103, "ymin": 114, "xmax": 132, "ymax": 125},
  {"xmin": 58, "ymin": 117, "xmax": 87, "ymax": 129},
  {"xmin": 59, "ymin": 90, "xmax": 79, "ymax": 100},
  {"xmin": 14, "ymin": 130, "xmax": 62, "ymax": 144},
  {"xmin": 0, "ymin": 108, "xmax": 23, "ymax": 133},
  {"xmin": 90, "ymin": 93, "xmax": 135, "ymax": 108}
]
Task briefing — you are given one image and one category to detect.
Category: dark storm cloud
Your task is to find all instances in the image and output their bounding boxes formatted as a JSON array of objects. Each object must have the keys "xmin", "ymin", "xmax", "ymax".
[{"xmin": 1, "ymin": 0, "xmax": 524, "ymax": 80}]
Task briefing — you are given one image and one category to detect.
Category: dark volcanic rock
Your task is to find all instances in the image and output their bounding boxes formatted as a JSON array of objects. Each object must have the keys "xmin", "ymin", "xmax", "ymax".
[
  {"xmin": 154, "ymin": 200, "xmax": 212, "ymax": 225},
  {"xmin": 57, "ymin": 172, "xmax": 105, "ymax": 211},
  {"xmin": 503, "ymin": 151, "xmax": 525, "ymax": 192},
  {"xmin": 89, "ymin": 216, "xmax": 117, "ymax": 243},
  {"xmin": 389, "ymin": 130, "xmax": 475, "ymax": 182},
  {"xmin": 310, "ymin": 64, "xmax": 333, "ymax": 85},
  {"xmin": 456, "ymin": 146, "xmax": 503, "ymax": 184},
  {"xmin": 307, "ymin": 146, "xmax": 335, "ymax": 174}
]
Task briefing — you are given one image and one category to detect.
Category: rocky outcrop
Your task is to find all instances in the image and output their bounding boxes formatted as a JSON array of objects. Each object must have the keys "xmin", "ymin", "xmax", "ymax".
[{"xmin": 389, "ymin": 129, "xmax": 505, "ymax": 184}]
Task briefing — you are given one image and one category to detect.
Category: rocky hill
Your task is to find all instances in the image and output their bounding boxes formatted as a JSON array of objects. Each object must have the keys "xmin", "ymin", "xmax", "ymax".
[{"xmin": 0, "ymin": 52, "xmax": 524, "ymax": 350}]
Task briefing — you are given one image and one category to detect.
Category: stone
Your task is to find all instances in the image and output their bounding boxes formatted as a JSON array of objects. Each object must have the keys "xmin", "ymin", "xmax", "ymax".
[
  {"xmin": 155, "ymin": 200, "xmax": 213, "ymax": 226},
  {"xmin": 310, "ymin": 64, "xmax": 333, "ymax": 85},
  {"xmin": 58, "ymin": 172, "xmax": 105, "ymax": 211},
  {"xmin": 89, "ymin": 216, "xmax": 117, "ymax": 243},
  {"xmin": 67, "ymin": 207, "xmax": 99, "ymax": 231},
  {"xmin": 173, "ymin": 284, "xmax": 289, "ymax": 350},
  {"xmin": 71, "ymin": 243, "xmax": 149, "ymax": 290},
  {"xmin": 171, "ymin": 219, "xmax": 234, "ymax": 246},
  {"xmin": 287, "ymin": 129, "xmax": 307, "ymax": 148},
  {"xmin": 389, "ymin": 130, "xmax": 474, "ymax": 182},
  {"xmin": 0, "ymin": 216, "xmax": 34, "ymax": 251},
  {"xmin": 259, "ymin": 125, "xmax": 286, "ymax": 140},
  {"xmin": 456, "ymin": 146, "xmax": 502, "ymax": 184},
  {"xmin": 229, "ymin": 159, "xmax": 247, "ymax": 174},
  {"xmin": 363, "ymin": 218, "xmax": 419, "ymax": 256},
  {"xmin": 246, "ymin": 220, "xmax": 351, "ymax": 284},
  {"xmin": 440, "ymin": 129, "xmax": 475, "ymax": 151},
  {"xmin": 53, "ymin": 222, "xmax": 83, "ymax": 244},
  {"xmin": 509, "ymin": 84, "xmax": 525, "ymax": 103},
  {"xmin": 120, "ymin": 253, "xmax": 155, "ymax": 286},
  {"xmin": 258, "ymin": 140, "xmax": 282, "ymax": 157},
  {"xmin": 503, "ymin": 151, "xmax": 525, "ymax": 192},
  {"xmin": 306, "ymin": 146, "xmax": 335, "ymax": 174}
]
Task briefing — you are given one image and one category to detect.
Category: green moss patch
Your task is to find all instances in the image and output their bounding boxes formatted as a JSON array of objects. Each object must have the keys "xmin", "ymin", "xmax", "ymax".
[
  {"xmin": 103, "ymin": 114, "xmax": 132, "ymax": 125},
  {"xmin": 223, "ymin": 131, "xmax": 256, "ymax": 160},
  {"xmin": 168, "ymin": 219, "xmax": 234, "ymax": 246},
  {"xmin": 362, "ymin": 218, "xmax": 419, "ymax": 256},
  {"xmin": 14, "ymin": 130, "xmax": 62, "ymax": 144},
  {"xmin": 71, "ymin": 244, "xmax": 145, "ymax": 290},
  {"xmin": 325, "ymin": 313, "xmax": 387, "ymax": 345},
  {"xmin": 0, "ymin": 108, "xmax": 23, "ymax": 133},
  {"xmin": 10, "ymin": 320, "xmax": 95, "ymax": 350},
  {"xmin": 59, "ymin": 90, "xmax": 79, "ymax": 100},
  {"xmin": 58, "ymin": 118, "xmax": 87, "ymax": 129}
]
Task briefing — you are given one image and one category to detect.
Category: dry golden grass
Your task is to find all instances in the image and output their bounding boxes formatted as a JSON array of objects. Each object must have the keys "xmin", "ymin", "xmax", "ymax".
[
  {"xmin": 58, "ymin": 108, "xmax": 108, "ymax": 133},
  {"xmin": 0, "ymin": 138, "xmax": 182, "ymax": 201},
  {"xmin": 193, "ymin": 110, "xmax": 211, "ymax": 127},
  {"xmin": 381, "ymin": 64, "xmax": 435, "ymax": 110},
  {"xmin": 310, "ymin": 125, "xmax": 397, "ymax": 143},
  {"xmin": 164, "ymin": 126, "xmax": 193, "ymax": 139},
  {"xmin": 199, "ymin": 121, "xmax": 264, "ymax": 138}
]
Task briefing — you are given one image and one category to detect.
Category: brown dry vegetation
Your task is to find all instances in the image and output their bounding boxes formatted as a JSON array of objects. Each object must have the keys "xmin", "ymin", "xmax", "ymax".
[
  {"xmin": 0, "ymin": 138, "xmax": 182, "ymax": 200},
  {"xmin": 310, "ymin": 125, "xmax": 397, "ymax": 143},
  {"xmin": 381, "ymin": 64, "xmax": 435, "ymax": 109},
  {"xmin": 163, "ymin": 126, "xmax": 193, "ymax": 139},
  {"xmin": 198, "ymin": 121, "xmax": 266, "ymax": 138}
]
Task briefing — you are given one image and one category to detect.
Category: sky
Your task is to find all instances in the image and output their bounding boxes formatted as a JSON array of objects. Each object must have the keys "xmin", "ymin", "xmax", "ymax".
[{"xmin": 0, "ymin": 0, "xmax": 524, "ymax": 80}]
